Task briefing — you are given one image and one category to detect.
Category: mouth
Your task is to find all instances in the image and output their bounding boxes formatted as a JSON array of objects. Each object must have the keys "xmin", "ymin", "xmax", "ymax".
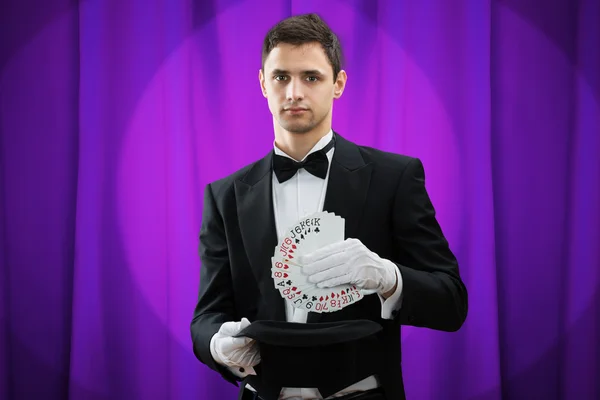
[{"xmin": 284, "ymin": 108, "xmax": 309, "ymax": 114}]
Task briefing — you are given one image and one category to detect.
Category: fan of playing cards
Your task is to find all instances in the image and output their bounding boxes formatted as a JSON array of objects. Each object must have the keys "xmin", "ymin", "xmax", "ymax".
[{"xmin": 271, "ymin": 211, "xmax": 366, "ymax": 313}]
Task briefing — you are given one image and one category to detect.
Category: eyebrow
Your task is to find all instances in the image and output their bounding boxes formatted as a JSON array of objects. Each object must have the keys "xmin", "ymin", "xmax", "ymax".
[{"xmin": 271, "ymin": 69, "xmax": 325, "ymax": 76}]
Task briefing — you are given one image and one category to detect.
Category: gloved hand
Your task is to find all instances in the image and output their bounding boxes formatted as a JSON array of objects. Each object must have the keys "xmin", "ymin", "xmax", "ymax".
[
  {"xmin": 300, "ymin": 238, "xmax": 398, "ymax": 295},
  {"xmin": 211, "ymin": 317, "xmax": 261, "ymax": 370}
]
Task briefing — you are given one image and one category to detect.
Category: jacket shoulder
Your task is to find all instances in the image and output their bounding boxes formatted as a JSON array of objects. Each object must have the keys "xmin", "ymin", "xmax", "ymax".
[
  {"xmin": 205, "ymin": 156, "xmax": 267, "ymax": 200},
  {"xmin": 355, "ymin": 142, "xmax": 420, "ymax": 171}
]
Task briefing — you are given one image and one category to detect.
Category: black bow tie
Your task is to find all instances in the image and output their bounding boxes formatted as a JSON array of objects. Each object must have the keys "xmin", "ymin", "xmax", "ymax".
[{"xmin": 272, "ymin": 137, "xmax": 335, "ymax": 183}]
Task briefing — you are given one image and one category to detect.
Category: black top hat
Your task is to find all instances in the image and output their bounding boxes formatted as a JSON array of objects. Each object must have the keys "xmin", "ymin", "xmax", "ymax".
[{"xmin": 236, "ymin": 319, "xmax": 384, "ymax": 400}]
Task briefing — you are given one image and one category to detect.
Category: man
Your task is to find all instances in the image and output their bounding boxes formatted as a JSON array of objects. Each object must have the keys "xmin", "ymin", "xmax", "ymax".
[{"xmin": 191, "ymin": 13, "xmax": 468, "ymax": 400}]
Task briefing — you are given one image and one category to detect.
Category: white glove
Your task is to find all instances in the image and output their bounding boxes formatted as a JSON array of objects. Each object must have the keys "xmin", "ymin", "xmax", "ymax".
[
  {"xmin": 211, "ymin": 317, "xmax": 261, "ymax": 370},
  {"xmin": 300, "ymin": 238, "xmax": 397, "ymax": 295}
]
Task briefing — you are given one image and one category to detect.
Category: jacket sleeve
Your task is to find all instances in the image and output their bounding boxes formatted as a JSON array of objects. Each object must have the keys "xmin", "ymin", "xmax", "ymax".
[
  {"xmin": 392, "ymin": 158, "xmax": 468, "ymax": 331},
  {"xmin": 190, "ymin": 183, "xmax": 240, "ymax": 386}
]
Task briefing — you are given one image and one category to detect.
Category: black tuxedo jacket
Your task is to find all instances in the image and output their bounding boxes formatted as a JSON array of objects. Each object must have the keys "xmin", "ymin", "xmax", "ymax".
[{"xmin": 191, "ymin": 133, "xmax": 468, "ymax": 399}]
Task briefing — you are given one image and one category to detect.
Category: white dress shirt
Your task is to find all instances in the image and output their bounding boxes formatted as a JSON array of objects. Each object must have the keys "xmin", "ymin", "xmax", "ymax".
[{"xmin": 212, "ymin": 130, "xmax": 404, "ymax": 400}]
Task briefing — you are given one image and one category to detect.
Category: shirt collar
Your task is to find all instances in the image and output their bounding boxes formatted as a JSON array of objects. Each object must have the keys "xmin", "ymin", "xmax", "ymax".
[{"xmin": 273, "ymin": 130, "xmax": 334, "ymax": 162}]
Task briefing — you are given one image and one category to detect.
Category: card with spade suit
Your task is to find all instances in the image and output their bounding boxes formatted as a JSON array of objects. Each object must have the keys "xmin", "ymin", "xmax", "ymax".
[{"xmin": 271, "ymin": 211, "xmax": 365, "ymax": 313}]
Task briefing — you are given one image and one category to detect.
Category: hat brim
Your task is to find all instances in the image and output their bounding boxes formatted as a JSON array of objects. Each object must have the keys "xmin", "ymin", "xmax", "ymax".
[{"xmin": 235, "ymin": 319, "xmax": 382, "ymax": 347}]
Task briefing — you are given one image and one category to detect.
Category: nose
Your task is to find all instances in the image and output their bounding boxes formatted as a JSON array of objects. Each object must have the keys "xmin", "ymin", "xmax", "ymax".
[{"xmin": 286, "ymin": 77, "xmax": 304, "ymax": 102}]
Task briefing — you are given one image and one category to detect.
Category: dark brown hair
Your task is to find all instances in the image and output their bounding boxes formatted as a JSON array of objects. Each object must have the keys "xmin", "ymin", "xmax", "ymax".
[{"xmin": 261, "ymin": 13, "xmax": 344, "ymax": 82}]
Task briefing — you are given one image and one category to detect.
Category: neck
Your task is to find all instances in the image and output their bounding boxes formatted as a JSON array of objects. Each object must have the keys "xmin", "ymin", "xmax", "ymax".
[{"xmin": 274, "ymin": 124, "xmax": 331, "ymax": 161}]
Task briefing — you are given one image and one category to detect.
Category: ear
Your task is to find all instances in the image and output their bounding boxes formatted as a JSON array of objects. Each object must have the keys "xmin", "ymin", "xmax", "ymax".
[
  {"xmin": 259, "ymin": 69, "xmax": 267, "ymax": 98},
  {"xmin": 333, "ymin": 70, "xmax": 347, "ymax": 99}
]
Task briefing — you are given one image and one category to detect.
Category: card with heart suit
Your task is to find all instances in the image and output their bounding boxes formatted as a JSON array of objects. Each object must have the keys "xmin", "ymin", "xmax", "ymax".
[{"xmin": 271, "ymin": 211, "xmax": 366, "ymax": 313}]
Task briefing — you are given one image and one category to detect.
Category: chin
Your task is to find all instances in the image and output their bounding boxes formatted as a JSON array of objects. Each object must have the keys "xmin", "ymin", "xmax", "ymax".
[
  {"xmin": 288, "ymin": 128, "xmax": 316, "ymax": 135},
  {"xmin": 279, "ymin": 122, "xmax": 316, "ymax": 135},
  {"xmin": 289, "ymin": 128, "xmax": 314, "ymax": 134}
]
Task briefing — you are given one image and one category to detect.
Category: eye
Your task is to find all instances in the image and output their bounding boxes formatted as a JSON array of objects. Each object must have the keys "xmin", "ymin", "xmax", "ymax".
[
  {"xmin": 274, "ymin": 75, "xmax": 288, "ymax": 81},
  {"xmin": 306, "ymin": 76, "xmax": 319, "ymax": 82}
]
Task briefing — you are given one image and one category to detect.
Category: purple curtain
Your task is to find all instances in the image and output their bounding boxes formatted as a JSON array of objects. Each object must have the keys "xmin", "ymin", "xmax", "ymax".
[{"xmin": 1, "ymin": 0, "xmax": 598, "ymax": 399}]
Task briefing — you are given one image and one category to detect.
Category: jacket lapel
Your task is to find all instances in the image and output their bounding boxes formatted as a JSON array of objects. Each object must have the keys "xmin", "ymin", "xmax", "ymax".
[
  {"xmin": 307, "ymin": 133, "xmax": 373, "ymax": 322},
  {"xmin": 235, "ymin": 151, "xmax": 286, "ymax": 322},
  {"xmin": 323, "ymin": 133, "xmax": 373, "ymax": 240}
]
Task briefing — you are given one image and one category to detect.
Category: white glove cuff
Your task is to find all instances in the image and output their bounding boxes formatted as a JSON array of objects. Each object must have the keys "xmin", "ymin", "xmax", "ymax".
[
  {"xmin": 210, "ymin": 332, "xmax": 226, "ymax": 366},
  {"xmin": 380, "ymin": 259, "xmax": 399, "ymax": 294}
]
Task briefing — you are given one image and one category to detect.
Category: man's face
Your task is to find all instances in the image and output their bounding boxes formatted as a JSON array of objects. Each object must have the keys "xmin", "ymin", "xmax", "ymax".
[{"xmin": 259, "ymin": 42, "xmax": 346, "ymax": 134}]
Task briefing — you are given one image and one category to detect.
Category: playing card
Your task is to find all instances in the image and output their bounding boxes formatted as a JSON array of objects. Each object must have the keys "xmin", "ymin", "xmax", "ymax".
[
  {"xmin": 301, "ymin": 212, "xmax": 343, "ymax": 254},
  {"xmin": 271, "ymin": 210, "xmax": 369, "ymax": 313},
  {"xmin": 303, "ymin": 284, "xmax": 364, "ymax": 312},
  {"xmin": 272, "ymin": 213, "xmax": 332, "ymax": 291},
  {"xmin": 280, "ymin": 214, "xmax": 336, "ymax": 306},
  {"xmin": 322, "ymin": 286, "xmax": 364, "ymax": 311},
  {"xmin": 272, "ymin": 253, "xmax": 311, "ymax": 290},
  {"xmin": 296, "ymin": 212, "xmax": 350, "ymax": 312},
  {"xmin": 271, "ymin": 252, "xmax": 320, "ymax": 305}
]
